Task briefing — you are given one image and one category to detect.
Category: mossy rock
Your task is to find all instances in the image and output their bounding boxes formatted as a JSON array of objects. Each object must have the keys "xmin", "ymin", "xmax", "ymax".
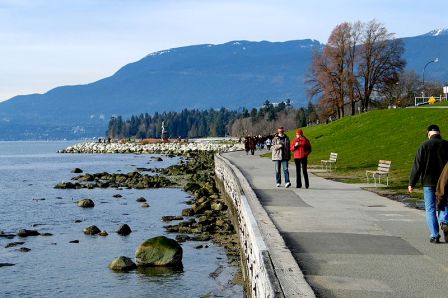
[
  {"xmin": 77, "ymin": 199, "xmax": 95, "ymax": 208},
  {"xmin": 83, "ymin": 225, "xmax": 101, "ymax": 235},
  {"xmin": 17, "ymin": 229, "xmax": 40, "ymax": 237},
  {"xmin": 135, "ymin": 236, "xmax": 183, "ymax": 267},
  {"xmin": 109, "ymin": 256, "xmax": 136, "ymax": 271}
]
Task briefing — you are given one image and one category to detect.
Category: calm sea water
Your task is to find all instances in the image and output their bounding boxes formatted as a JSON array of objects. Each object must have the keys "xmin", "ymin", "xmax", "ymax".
[{"xmin": 0, "ymin": 141, "xmax": 243, "ymax": 298}]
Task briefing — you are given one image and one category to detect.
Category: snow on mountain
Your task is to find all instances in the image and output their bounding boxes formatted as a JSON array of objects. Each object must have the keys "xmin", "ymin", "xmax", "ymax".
[{"xmin": 424, "ymin": 28, "xmax": 448, "ymax": 37}]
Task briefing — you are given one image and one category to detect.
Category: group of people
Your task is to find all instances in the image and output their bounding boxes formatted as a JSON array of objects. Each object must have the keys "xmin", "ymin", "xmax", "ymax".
[
  {"xmin": 271, "ymin": 126, "xmax": 312, "ymax": 188},
  {"xmin": 243, "ymin": 135, "xmax": 274, "ymax": 155},
  {"xmin": 267, "ymin": 123, "xmax": 448, "ymax": 245},
  {"xmin": 409, "ymin": 124, "xmax": 448, "ymax": 243}
]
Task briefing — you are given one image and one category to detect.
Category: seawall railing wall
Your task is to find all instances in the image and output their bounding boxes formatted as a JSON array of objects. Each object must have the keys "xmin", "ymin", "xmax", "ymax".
[{"xmin": 215, "ymin": 154, "xmax": 283, "ymax": 298}]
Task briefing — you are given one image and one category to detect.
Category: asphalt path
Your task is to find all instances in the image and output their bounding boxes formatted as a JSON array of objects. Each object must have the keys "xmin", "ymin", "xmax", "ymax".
[{"xmin": 222, "ymin": 150, "xmax": 448, "ymax": 298}]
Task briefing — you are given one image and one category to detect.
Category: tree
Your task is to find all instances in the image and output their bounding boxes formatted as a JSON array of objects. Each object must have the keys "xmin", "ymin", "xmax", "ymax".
[
  {"xmin": 307, "ymin": 20, "xmax": 405, "ymax": 116},
  {"xmin": 356, "ymin": 20, "xmax": 406, "ymax": 111}
]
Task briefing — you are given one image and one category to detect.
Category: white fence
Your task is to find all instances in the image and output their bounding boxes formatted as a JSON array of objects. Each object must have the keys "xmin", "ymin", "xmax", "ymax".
[{"xmin": 414, "ymin": 95, "xmax": 447, "ymax": 106}]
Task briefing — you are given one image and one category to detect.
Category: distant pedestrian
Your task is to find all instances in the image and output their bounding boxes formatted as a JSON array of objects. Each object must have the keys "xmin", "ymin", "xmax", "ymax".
[
  {"xmin": 409, "ymin": 124, "xmax": 448, "ymax": 243},
  {"xmin": 290, "ymin": 129, "xmax": 312, "ymax": 188},
  {"xmin": 265, "ymin": 137, "xmax": 272, "ymax": 151},
  {"xmin": 244, "ymin": 136, "xmax": 250, "ymax": 155},
  {"xmin": 272, "ymin": 127, "xmax": 291, "ymax": 188}
]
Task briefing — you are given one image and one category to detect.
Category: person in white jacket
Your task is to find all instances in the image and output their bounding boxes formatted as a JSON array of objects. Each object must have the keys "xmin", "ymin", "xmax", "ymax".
[{"xmin": 271, "ymin": 126, "xmax": 291, "ymax": 188}]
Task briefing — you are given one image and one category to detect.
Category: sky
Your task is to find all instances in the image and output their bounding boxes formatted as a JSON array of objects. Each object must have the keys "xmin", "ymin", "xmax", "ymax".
[{"xmin": 0, "ymin": 0, "xmax": 446, "ymax": 101}]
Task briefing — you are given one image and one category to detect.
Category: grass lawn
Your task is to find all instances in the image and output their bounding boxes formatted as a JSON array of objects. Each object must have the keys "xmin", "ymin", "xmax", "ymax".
[
  {"xmin": 420, "ymin": 101, "xmax": 448, "ymax": 107},
  {"xmin": 264, "ymin": 107, "xmax": 448, "ymax": 196}
]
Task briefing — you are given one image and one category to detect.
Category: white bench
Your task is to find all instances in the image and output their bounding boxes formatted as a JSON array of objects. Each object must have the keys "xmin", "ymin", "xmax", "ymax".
[
  {"xmin": 321, "ymin": 152, "xmax": 338, "ymax": 171},
  {"xmin": 366, "ymin": 160, "xmax": 391, "ymax": 186}
]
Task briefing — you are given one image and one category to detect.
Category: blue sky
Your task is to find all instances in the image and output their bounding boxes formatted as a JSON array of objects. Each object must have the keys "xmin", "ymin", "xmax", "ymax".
[{"xmin": 0, "ymin": 0, "xmax": 446, "ymax": 101}]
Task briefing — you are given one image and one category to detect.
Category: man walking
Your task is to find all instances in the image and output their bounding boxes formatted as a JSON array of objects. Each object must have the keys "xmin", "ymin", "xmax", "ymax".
[
  {"xmin": 272, "ymin": 126, "xmax": 291, "ymax": 188},
  {"xmin": 409, "ymin": 124, "xmax": 448, "ymax": 243}
]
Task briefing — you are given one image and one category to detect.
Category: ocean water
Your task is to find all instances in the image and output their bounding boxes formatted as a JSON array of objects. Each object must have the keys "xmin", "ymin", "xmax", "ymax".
[{"xmin": 0, "ymin": 141, "xmax": 243, "ymax": 298}]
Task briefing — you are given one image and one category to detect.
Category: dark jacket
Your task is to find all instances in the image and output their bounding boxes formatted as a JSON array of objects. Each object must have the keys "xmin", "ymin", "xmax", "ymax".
[
  {"xmin": 290, "ymin": 136, "xmax": 312, "ymax": 159},
  {"xmin": 409, "ymin": 135, "xmax": 448, "ymax": 187}
]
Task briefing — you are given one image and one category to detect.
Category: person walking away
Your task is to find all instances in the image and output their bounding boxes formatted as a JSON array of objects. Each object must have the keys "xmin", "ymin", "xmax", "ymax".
[
  {"xmin": 290, "ymin": 129, "xmax": 312, "ymax": 188},
  {"xmin": 272, "ymin": 127, "xmax": 291, "ymax": 188},
  {"xmin": 435, "ymin": 161, "xmax": 448, "ymax": 241},
  {"xmin": 244, "ymin": 136, "xmax": 250, "ymax": 155},
  {"xmin": 265, "ymin": 137, "xmax": 272, "ymax": 151},
  {"xmin": 409, "ymin": 124, "xmax": 448, "ymax": 243}
]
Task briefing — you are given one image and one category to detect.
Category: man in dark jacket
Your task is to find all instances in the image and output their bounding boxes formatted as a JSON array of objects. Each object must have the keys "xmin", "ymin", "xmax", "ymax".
[{"xmin": 409, "ymin": 124, "xmax": 448, "ymax": 243}]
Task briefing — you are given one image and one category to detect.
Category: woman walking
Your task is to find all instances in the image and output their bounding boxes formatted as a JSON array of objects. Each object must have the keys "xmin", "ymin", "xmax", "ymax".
[{"xmin": 290, "ymin": 129, "xmax": 312, "ymax": 188}]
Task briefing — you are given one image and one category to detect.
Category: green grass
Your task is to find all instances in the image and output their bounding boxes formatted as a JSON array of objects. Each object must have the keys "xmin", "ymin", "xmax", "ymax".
[
  {"xmin": 281, "ymin": 108, "xmax": 448, "ymax": 189},
  {"xmin": 420, "ymin": 101, "xmax": 448, "ymax": 107}
]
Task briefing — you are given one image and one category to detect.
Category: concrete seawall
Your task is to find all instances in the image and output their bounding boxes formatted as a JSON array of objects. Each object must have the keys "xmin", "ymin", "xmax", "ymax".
[{"xmin": 215, "ymin": 153, "xmax": 315, "ymax": 297}]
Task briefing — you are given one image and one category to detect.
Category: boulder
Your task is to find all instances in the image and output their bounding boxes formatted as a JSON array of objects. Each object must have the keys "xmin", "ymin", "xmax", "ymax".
[
  {"xmin": 181, "ymin": 208, "xmax": 194, "ymax": 216},
  {"xmin": 192, "ymin": 201, "xmax": 211, "ymax": 214},
  {"xmin": 109, "ymin": 256, "xmax": 137, "ymax": 271},
  {"xmin": 161, "ymin": 216, "xmax": 184, "ymax": 222},
  {"xmin": 5, "ymin": 242, "xmax": 25, "ymax": 248},
  {"xmin": 99, "ymin": 231, "xmax": 108, "ymax": 237},
  {"xmin": 83, "ymin": 225, "xmax": 101, "ymax": 235},
  {"xmin": 54, "ymin": 182, "xmax": 79, "ymax": 189},
  {"xmin": 16, "ymin": 247, "xmax": 31, "ymax": 252},
  {"xmin": 175, "ymin": 234, "xmax": 190, "ymax": 242},
  {"xmin": 135, "ymin": 236, "xmax": 183, "ymax": 267},
  {"xmin": 17, "ymin": 229, "xmax": 40, "ymax": 237},
  {"xmin": 136, "ymin": 197, "xmax": 147, "ymax": 202},
  {"xmin": 116, "ymin": 224, "xmax": 132, "ymax": 236},
  {"xmin": 76, "ymin": 174, "xmax": 95, "ymax": 182},
  {"xmin": 77, "ymin": 199, "xmax": 95, "ymax": 208},
  {"xmin": 141, "ymin": 202, "xmax": 150, "ymax": 208},
  {"xmin": 211, "ymin": 202, "xmax": 226, "ymax": 211},
  {"xmin": 71, "ymin": 168, "xmax": 83, "ymax": 173},
  {"xmin": 69, "ymin": 240, "xmax": 79, "ymax": 243}
]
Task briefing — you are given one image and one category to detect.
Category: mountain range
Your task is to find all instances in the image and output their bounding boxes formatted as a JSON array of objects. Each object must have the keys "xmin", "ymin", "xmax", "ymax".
[{"xmin": 0, "ymin": 30, "xmax": 447, "ymax": 140}]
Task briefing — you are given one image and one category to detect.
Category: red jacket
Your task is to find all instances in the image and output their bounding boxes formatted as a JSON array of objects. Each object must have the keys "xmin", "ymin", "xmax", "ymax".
[{"xmin": 290, "ymin": 136, "xmax": 312, "ymax": 159}]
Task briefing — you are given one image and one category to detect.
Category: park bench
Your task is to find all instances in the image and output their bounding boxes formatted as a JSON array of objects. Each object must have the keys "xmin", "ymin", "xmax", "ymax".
[
  {"xmin": 321, "ymin": 152, "xmax": 338, "ymax": 171},
  {"xmin": 366, "ymin": 160, "xmax": 392, "ymax": 186}
]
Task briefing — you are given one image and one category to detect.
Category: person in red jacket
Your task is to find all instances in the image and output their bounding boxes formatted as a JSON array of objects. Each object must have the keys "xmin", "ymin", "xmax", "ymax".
[{"xmin": 290, "ymin": 129, "xmax": 312, "ymax": 188}]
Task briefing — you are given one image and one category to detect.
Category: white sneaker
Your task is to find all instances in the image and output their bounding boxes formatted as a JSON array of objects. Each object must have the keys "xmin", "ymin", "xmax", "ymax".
[
  {"xmin": 276, "ymin": 183, "xmax": 281, "ymax": 187},
  {"xmin": 285, "ymin": 182, "xmax": 291, "ymax": 188}
]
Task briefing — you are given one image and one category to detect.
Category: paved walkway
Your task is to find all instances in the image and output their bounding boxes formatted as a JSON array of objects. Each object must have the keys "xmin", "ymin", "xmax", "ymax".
[{"xmin": 222, "ymin": 150, "xmax": 448, "ymax": 298}]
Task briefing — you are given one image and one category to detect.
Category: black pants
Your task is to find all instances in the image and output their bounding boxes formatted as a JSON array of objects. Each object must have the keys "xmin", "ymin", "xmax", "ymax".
[{"xmin": 294, "ymin": 158, "xmax": 309, "ymax": 188}]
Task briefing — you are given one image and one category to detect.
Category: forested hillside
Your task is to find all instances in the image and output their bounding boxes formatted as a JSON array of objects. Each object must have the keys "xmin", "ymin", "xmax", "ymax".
[{"xmin": 107, "ymin": 100, "xmax": 318, "ymax": 138}]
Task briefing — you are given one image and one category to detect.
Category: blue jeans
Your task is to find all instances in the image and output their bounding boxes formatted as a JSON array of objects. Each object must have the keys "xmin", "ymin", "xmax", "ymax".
[
  {"xmin": 423, "ymin": 187, "xmax": 448, "ymax": 238},
  {"xmin": 274, "ymin": 160, "xmax": 290, "ymax": 184}
]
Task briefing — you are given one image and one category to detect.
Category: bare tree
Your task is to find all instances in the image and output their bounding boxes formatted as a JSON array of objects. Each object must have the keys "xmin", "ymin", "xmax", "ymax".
[
  {"xmin": 356, "ymin": 20, "xmax": 406, "ymax": 111},
  {"xmin": 307, "ymin": 20, "xmax": 406, "ymax": 116}
]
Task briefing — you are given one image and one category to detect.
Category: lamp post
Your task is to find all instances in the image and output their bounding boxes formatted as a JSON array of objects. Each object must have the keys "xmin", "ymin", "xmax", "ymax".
[{"xmin": 422, "ymin": 58, "xmax": 438, "ymax": 98}]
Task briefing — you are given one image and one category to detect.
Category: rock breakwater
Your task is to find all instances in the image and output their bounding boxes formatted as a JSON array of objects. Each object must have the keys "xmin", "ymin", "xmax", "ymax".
[{"xmin": 58, "ymin": 141, "xmax": 243, "ymax": 154}]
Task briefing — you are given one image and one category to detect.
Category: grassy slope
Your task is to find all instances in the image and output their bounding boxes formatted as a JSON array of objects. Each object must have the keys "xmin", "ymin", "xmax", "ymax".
[{"xmin": 285, "ymin": 108, "xmax": 448, "ymax": 188}]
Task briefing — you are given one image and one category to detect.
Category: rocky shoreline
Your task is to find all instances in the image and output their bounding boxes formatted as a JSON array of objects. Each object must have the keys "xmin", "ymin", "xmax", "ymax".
[
  {"xmin": 58, "ymin": 142, "xmax": 244, "ymax": 285},
  {"xmin": 58, "ymin": 140, "xmax": 243, "ymax": 154}
]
